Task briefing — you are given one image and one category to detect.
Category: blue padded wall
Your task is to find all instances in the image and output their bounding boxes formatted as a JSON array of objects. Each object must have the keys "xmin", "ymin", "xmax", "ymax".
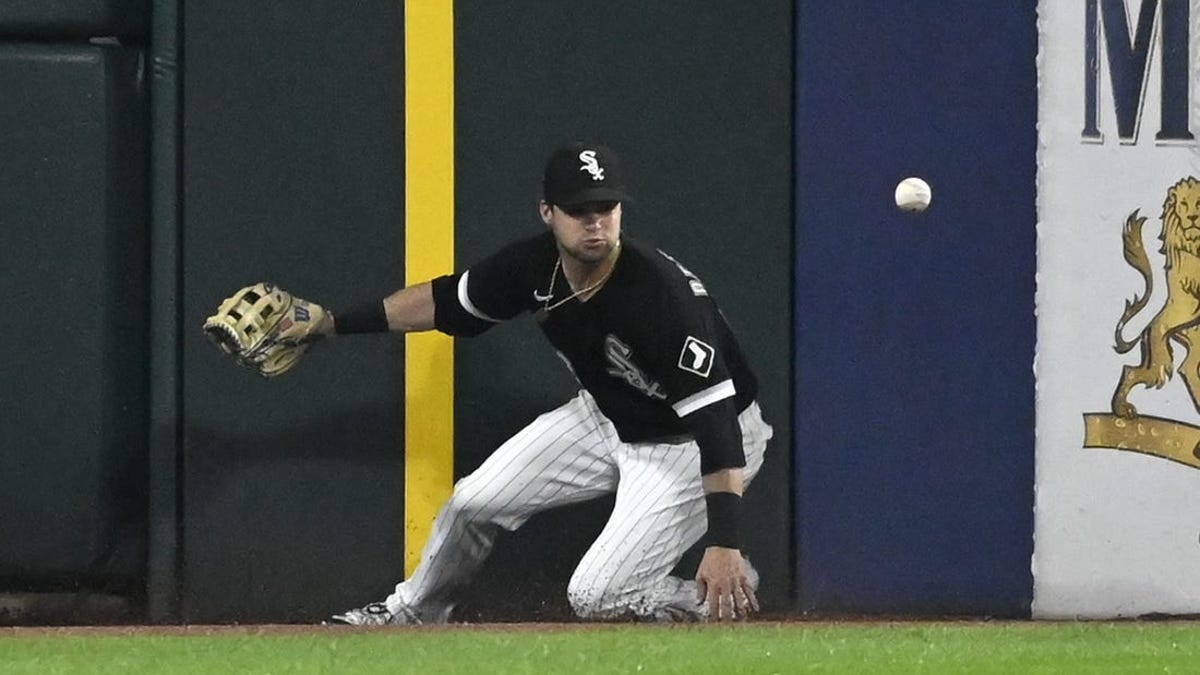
[{"xmin": 794, "ymin": 1, "xmax": 1037, "ymax": 616}]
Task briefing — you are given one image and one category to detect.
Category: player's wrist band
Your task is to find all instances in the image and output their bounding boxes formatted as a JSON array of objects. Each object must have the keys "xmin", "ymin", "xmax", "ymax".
[
  {"xmin": 703, "ymin": 491, "xmax": 742, "ymax": 549},
  {"xmin": 334, "ymin": 301, "xmax": 389, "ymax": 334}
]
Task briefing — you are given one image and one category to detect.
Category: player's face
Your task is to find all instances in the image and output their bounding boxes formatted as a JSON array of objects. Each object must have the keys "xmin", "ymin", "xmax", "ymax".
[{"xmin": 540, "ymin": 200, "xmax": 623, "ymax": 265}]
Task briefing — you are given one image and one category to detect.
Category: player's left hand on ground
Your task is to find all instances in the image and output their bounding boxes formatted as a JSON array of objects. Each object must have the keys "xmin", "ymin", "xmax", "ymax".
[
  {"xmin": 696, "ymin": 546, "xmax": 759, "ymax": 621},
  {"xmin": 203, "ymin": 282, "xmax": 330, "ymax": 378}
]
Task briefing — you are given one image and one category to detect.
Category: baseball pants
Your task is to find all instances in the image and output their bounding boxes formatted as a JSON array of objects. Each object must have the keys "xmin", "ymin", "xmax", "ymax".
[{"xmin": 383, "ymin": 390, "xmax": 772, "ymax": 621}]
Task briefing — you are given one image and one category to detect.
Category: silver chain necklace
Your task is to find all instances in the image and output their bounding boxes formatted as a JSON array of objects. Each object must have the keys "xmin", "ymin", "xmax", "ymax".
[{"xmin": 539, "ymin": 244, "xmax": 621, "ymax": 314}]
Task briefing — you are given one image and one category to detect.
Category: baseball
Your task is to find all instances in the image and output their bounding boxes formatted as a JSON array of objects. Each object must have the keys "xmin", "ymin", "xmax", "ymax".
[{"xmin": 894, "ymin": 177, "xmax": 932, "ymax": 213}]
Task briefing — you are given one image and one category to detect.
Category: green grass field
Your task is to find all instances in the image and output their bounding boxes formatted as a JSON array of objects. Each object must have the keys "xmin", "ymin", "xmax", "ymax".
[{"xmin": 2, "ymin": 621, "xmax": 1199, "ymax": 674}]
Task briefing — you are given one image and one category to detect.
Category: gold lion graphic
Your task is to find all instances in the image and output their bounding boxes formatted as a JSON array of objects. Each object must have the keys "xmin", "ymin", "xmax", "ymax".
[{"xmin": 1112, "ymin": 176, "xmax": 1200, "ymax": 418}]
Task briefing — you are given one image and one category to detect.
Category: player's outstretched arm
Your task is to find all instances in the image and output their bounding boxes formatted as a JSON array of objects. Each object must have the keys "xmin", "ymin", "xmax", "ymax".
[
  {"xmin": 204, "ymin": 281, "xmax": 439, "ymax": 378},
  {"xmin": 382, "ymin": 282, "xmax": 436, "ymax": 332},
  {"xmin": 319, "ymin": 281, "xmax": 437, "ymax": 338}
]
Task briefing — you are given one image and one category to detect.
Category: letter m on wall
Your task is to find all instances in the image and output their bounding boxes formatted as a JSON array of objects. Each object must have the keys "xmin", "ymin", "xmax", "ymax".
[{"xmin": 1083, "ymin": 0, "xmax": 1193, "ymax": 143}]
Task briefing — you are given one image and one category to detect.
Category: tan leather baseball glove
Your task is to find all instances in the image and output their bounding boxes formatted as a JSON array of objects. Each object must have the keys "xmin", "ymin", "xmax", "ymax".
[{"xmin": 202, "ymin": 282, "xmax": 329, "ymax": 377}]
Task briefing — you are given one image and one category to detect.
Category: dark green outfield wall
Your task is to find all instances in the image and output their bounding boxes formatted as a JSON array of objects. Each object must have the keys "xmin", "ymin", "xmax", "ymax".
[
  {"xmin": 0, "ymin": 2, "xmax": 148, "ymax": 609},
  {"xmin": 0, "ymin": 0, "xmax": 146, "ymax": 39},
  {"xmin": 180, "ymin": 1, "xmax": 407, "ymax": 622}
]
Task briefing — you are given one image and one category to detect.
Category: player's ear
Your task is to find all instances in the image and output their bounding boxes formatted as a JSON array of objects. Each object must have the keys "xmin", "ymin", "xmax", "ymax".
[{"xmin": 538, "ymin": 200, "xmax": 554, "ymax": 225}]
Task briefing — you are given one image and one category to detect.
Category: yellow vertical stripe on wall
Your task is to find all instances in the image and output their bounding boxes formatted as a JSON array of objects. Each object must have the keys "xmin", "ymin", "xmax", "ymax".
[{"xmin": 404, "ymin": 0, "xmax": 455, "ymax": 577}]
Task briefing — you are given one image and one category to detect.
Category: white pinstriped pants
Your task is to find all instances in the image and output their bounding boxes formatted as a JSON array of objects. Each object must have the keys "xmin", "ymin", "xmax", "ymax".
[{"xmin": 384, "ymin": 390, "xmax": 772, "ymax": 621}]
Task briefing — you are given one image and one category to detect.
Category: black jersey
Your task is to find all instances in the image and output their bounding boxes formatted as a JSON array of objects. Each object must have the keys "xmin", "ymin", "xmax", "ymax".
[{"xmin": 430, "ymin": 232, "xmax": 758, "ymax": 473}]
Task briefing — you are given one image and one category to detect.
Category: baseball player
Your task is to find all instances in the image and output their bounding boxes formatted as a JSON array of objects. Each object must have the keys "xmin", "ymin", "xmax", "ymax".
[{"xmin": 203, "ymin": 143, "xmax": 773, "ymax": 622}]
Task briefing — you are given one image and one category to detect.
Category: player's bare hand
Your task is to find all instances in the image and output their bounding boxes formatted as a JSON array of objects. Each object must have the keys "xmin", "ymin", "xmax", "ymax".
[{"xmin": 695, "ymin": 546, "xmax": 758, "ymax": 621}]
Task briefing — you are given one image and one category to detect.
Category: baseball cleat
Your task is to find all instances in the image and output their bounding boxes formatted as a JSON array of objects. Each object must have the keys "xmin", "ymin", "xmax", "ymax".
[{"xmin": 328, "ymin": 601, "xmax": 419, "ymax": 626}]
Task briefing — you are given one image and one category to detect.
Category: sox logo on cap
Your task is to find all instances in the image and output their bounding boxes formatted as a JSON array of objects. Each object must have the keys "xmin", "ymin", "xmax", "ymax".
[{"xmin": 579, "ymin": 150, "xmax": 605, "ymax": 180}]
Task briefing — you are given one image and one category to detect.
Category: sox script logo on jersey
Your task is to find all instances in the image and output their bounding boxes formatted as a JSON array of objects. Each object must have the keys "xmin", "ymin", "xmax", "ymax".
[{"xmin": 604, "ymin": 334, "xmax": 667, "ymax": 400}]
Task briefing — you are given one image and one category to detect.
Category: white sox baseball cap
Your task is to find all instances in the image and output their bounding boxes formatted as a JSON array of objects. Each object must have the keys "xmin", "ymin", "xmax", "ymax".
[{"xmin": 543, "ymin": 143, "xmax": 631, "ymax": 207}]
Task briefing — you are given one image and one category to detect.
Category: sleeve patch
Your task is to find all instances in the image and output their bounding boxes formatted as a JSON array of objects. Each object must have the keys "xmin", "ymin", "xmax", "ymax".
[{"xmin": 678, "ymin": 336, "xmax": 715, "ymax": 377}]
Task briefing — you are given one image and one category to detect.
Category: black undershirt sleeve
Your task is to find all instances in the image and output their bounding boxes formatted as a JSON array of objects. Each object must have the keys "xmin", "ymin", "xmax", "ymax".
[
  {"xmin": 685, "ymin": 396, "xmax": 747, "ymax": 475},
  {"xmin": 430, "ymin": 274, "xmax": 496, "ymax": 337},
  {"xmin": 429, "ymin": 234, "xmax": 551, "ymax": 338}
]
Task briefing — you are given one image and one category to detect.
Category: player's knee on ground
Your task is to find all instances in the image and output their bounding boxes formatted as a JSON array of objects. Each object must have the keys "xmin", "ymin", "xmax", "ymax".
[
  {"xmin": 566, "ymin": 578, "xmax": 617, "ymax": 619},
  {"xmin": 567, "ymin": 570, "xmax": 644, "ymax": 620}
]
